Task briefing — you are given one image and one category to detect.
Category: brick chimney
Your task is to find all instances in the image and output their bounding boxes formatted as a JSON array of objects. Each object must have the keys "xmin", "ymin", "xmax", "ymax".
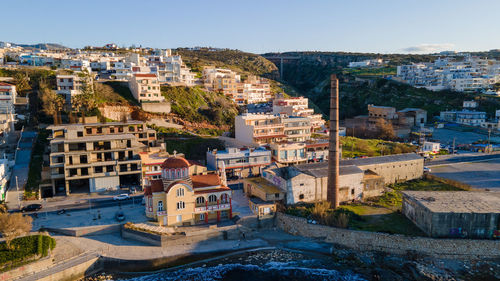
[{"xmin": 327, "ymin": 74, "xmax": 340, "ymax": 208}]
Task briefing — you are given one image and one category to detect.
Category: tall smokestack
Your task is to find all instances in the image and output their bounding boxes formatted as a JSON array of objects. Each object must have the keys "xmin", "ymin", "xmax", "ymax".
[{"xmin": 327, "ymin": 74, "xmax": 340, "ymax": 208}]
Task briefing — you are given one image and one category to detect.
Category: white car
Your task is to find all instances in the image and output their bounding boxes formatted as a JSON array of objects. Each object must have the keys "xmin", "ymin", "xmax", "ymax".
[
  {"xmin": 113, "ymin": 194, "xmax": 130, "ymax": 201},
  {"xmin": 423, "ymin": 167, "xmax": 431, "ymax": 173}
]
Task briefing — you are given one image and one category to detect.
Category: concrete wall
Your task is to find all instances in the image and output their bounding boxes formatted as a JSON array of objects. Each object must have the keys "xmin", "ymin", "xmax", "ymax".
[
  {"xmin": 38, "ymin": 256, "xmax": 100, "ymax": 281},
  {"xmin": 0, "ymin": 255, "xmax": 52, "ymax": 281},
  {"xmin": 276, "ymin": 212, "xmax": 500, "ymax": 259},
  {"xmin": 358, "ymin": 159, "xmax": 423, "ymax": 185},
  {"xmin": 46, "ymin": 224, "xmax": 121, "ymax": 237},
  {"xmin": 403, "ymin": 194, "xmax": 500, "ymax": 239},
  {"xmin": 141, "ymin": 102, "xmax": 171, "ymax": 114}
]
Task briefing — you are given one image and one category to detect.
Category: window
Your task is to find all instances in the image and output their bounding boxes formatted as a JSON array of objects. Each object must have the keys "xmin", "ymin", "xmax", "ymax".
[
  {"xmin": 199, "ymin": 213, "xmax": 205, "ymax": 221},
  {"xmin": 176, "ymin": 188, "xmax": 184, "ymax": 197},
  {"xmin": 351, "ymin": 189, "xmax": 355, "ymax": 195},
  {"xmin": 177, "ymin": 201, "xmax": 185, "ymax": 210},
  {"xmin": 299, "ymin": 194, "xmax": 304, "ymax": 200},
  {"xmin": 220, "ymin": 193, "xmax": 228, "ymax": 204},
  {"xmin": 176, "ymin": 215, "xmax": 182, "ymax": 222},
  {"xmin": 208, "ymin": 195, "xmax": 217, "ymax": 203},
  {"xmin": 77, "ymin": 131, "xmax": 83, "ymax": 137},
  {"xmin": 196, "ymin": 196, "xmax": 205, "ymax": 205},
  {"xmin": 157, "ymin": 201, "xmax": 164, "ymax": 211}
]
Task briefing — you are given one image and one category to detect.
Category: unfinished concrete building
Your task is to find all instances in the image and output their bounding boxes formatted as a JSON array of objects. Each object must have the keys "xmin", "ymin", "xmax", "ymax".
[{"xmin": 47, "ymin": 121, "xmax": 155, "ymax": 195}]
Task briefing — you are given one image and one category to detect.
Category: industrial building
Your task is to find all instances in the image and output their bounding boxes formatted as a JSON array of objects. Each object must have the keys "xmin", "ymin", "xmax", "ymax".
[{"xmin": 402, "ymin": 191, "xmax": 500, "ymax": 238}]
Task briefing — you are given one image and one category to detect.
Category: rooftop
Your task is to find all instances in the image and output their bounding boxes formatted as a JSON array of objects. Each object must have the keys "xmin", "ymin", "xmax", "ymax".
[
  {"xmin": 50, "ymin": 133, "xmax": 136, "ymax": 143},
  {"xmin": 244, "ymin": 177, "xmax": 283, "ymax": 194},
  {"xmin": 48, "ymin": 120, "xmax": 145, "ymax": 130},
  {"xmin": 403, "ymin": 191, "xmax": 500, "ymax": 213}
]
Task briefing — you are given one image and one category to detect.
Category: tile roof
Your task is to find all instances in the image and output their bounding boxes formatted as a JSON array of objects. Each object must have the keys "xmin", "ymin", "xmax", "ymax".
[
  {"xmin": 191, "ymin": 174, "xmax": 221, "ymax": 188},
  {"xmin": 134, "ymin": 73, "xmax": 157, "ymax": 78},
  {"xmin": 161, "ymin": 157, "xmax": 191, "ymax": 169}
]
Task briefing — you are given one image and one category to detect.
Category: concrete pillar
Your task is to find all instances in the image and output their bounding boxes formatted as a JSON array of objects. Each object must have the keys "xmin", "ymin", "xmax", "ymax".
[{"xmin": 65, "ymin": 180, "xmax": 70, "ymax": 196}]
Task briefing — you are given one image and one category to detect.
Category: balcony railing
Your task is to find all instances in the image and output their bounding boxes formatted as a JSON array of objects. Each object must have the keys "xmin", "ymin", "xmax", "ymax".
[{"xmin": 194, "ymin": 203, "xmax": 230, "ymax": 213}]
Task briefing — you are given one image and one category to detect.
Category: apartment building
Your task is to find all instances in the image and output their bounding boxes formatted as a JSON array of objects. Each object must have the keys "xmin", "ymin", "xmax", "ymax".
[
  {"xmin": 128, "ymin": 73, "xmax": 164, "ymax": 103},
  {"xmin": 273, "ymin": 93, "xmax": 325, "ymax": 129},
  {"xmin": 206, "ymin": 147, "xmax": 271, "ymax": 178},
  {"xmin": 270, "ymin": 142, "xmax": 307, "ymax": 165},
  {"xmin": 47, "ymin": 122, "xmax": 151, "ymax": 196},
  {"xmin": 233, "ymin": 76, "xmax": 272, "ymax": 105},
  {"xmin": 282, "ymin": 116, "xmax": 311, "ymax": 142},
  {"xmin": 56, "ymin": 74, "xmax": 92, "ymax": 105},
  {"xmin": 440, "ymin": 110, "xmax": 487, "ymax": 126},
  {"xmin": 144, "ymin": 156, "xmax": 232, "ymax": 226},
  {"xmin": 235, "ymin": 113, "xmax": 286, "ymax": 145},
  {"xmin": 203, "ymin": 67, "xmax": 241, "ymax": 98},
  {"xmin": 396, "ymin": 56, "xmax": 500, "ymax": 92},
  {"xmin": 0, "ymin": 82, "xmax": 16, "ymax": 138}
]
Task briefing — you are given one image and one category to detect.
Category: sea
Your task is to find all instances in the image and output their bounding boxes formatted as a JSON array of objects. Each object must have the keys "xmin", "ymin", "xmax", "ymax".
[{"xmin": 107, "ymin": 249, "xmax": 367, "ymax": 281}]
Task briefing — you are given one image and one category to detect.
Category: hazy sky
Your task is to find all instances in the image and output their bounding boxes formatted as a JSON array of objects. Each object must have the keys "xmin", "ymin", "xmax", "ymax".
[{"xmin": 3, "ymin": 0, "xmax": 500, "ymax": 54}]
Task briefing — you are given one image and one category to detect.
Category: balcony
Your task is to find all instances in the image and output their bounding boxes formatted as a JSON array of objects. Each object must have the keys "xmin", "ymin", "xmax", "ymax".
[
  {"xmin": 253, "ymin": 123, "xmax": 283, "ymax": 129},
  {"xmin": 194, "ymin": 203, "xmax": 230, "ymax": 213}
]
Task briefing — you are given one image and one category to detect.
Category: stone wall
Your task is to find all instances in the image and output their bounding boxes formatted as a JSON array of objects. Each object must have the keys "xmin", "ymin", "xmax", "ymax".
[
  {"xmin": 276, "ymin": 212, "xmax": 500, "ymax": 259},
  {"xmin": 98, "ymin": 105, "xmax": 132, "ymax": 121},
  {"xmin": 141, "ymin": 102, "xmax": 171, "ymax": 114}
]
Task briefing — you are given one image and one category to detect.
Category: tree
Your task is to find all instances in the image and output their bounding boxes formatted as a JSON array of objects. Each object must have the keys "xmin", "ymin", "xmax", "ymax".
[
  {"xmin": 14, "ymin": 72, "xmax": 31, "ymax": 95},
  {"xmin": 40, "ymin": 84, "xmax": 65, "ymax": 125},
  {"xmin": 374, "ymin": 118, "xmax": 396, "ymax": 140},
  {"xmin": 72, "ymin": 72, "xmax": 97, "ymax": 123},
  {"xmin": 0, "ymin": 213, "xmax": 32, "ymax": 249}
]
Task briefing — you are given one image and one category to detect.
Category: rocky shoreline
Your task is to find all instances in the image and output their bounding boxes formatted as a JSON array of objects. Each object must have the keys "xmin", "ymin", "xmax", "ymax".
[{"xmin": 82, "ymin": 244, "xmax": 500, "ymax": 281}]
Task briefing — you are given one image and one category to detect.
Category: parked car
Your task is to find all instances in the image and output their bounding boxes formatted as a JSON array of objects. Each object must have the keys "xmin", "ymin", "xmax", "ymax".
[
  {"xmin": 115, "ymin": 211, "xmax": 125, "ymax": 222},
  {"xmin": 113, "ymin": 194, "xmax": 130, "ymax": 201},
  {"xmin": 423, "ymin": 166, "xmax": 431, "ymax": 173},
  {"xmin": 22, "ymin": 204, "xmax": 42, "ymax": 212}
]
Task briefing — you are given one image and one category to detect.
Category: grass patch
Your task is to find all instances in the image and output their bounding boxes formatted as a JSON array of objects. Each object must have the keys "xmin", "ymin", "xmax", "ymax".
[
  {"xmin": 285, "ymin": 177, "xmax": 468, "ymax": 236},
  {"xmin": 103, "ymin": 81, "xmax": 139, "ymax": 106},
  {"xmin": 340, "ymin": 136, "xmax": 416, "ymax": 158},
  {"xmin": 343, "ymin": 67, "xmax": 397, "ymax": 77},
  {"xmin": 0, "ymin": 235, "xmax": 56, "ymax": 272}
]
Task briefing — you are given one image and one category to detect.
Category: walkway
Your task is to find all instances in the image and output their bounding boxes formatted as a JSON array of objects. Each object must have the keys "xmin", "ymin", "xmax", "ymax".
[{"xmin": 5, "ymin": 131, "xmax": 37, "ymax": 210}]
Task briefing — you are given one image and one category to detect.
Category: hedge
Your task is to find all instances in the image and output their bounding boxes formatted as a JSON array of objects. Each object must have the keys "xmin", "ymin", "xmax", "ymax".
[{"xmin": 0, "ymin": 235, "xmax": 56, "ymax": 271}]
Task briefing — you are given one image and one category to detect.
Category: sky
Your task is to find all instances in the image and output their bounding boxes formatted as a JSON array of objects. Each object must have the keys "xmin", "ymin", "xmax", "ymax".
[{"xmin": 3, "ymin": 0, "xmax": 500, "ymax": 54}]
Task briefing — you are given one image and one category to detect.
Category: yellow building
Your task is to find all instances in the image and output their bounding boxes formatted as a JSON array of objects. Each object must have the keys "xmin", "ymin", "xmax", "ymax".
[{"xmin": 144, "ymin": 157, "xmax": 232, "ymax": 226}]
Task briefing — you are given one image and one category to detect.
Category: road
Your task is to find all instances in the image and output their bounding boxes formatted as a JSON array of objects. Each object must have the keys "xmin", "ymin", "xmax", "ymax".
[
  {"xmin": 13, "ymin": 194, "xmax": 143, "ymax": 215},
  {"xmin": 425, "ymin": 152, "xmax": 500, "ymax": 166}
]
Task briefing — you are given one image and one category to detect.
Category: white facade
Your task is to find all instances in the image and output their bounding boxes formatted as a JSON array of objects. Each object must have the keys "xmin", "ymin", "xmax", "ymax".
[
  {"xmin": 397, "ymin": 56, "xmax": 500, "ymax": 92},
  {"xmin": 128, "ymin": 73, "xmax": 164, "ymax": 103},
  {"xmin": 422, "ymin": 142, "xmax": 440, "ymax": 153}
]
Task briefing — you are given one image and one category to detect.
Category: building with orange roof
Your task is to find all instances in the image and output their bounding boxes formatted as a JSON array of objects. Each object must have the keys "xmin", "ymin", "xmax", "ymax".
[{"xmin": 144, "ymin": 155, "xmax": 232, "ymax": 226}]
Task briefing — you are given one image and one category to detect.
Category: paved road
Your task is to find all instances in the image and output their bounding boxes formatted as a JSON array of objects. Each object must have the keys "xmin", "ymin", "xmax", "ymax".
[
  {"xmin": 12, "ymin": 194, "xmax": 143, "ymax": 214},
  {"xmin": 425, "ymin": 152, "xmax": 500, "ymax": 166}
]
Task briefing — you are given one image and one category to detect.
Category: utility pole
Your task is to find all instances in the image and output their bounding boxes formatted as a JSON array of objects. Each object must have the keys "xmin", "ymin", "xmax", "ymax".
[{"xmin": 488, "ymin": 129, "xmax": 491, "ymax": 154}]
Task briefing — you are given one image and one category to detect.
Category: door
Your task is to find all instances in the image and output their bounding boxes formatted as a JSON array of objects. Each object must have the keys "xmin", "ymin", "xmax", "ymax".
[{"xmin": 163, "ymin": 216, "xmax": 167, "ymax": 226}]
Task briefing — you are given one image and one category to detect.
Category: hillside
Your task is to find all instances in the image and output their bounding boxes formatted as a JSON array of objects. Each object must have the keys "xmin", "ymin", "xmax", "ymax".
[
  {"xmin": 271, "ymin": 52, "xmax": 500, "ymax": 120},
  {"xmin": 161, "ymin": 86, "xmax": 239, "ymax": 127},
  {"xmin": 176, "ymin": 48, "xmax": 278, "ymax": 78}
]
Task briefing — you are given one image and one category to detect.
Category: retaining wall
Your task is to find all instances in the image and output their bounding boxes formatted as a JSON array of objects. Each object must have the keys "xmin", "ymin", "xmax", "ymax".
[
  {"xmin": 141, "ymin": 102, "xmax": 171, "ymax": 114},
  {"xmin": 46, "ymin": 224, "xmax": 121, "ymax": 237},
  {"xmin": 276, "ymin": 212, "xmax": 500, "ymax": 259},
  {"xmin": 0, "ymin": 256, "xmax": 52, "ymax": 281}
]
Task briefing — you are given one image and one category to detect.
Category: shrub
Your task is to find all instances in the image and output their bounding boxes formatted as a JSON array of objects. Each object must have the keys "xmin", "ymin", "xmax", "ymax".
[{"xmin": 0, "ymin": 235, "xmax": 56, "ymax": 271}]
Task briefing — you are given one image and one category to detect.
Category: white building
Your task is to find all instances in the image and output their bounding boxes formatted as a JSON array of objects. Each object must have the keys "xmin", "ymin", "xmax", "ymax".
[
  {"xmin": 128, "ymin": 73, "xmax": 164, "ymax": 103},
  {"xmin": 272, "ymin": 93, "xmax": 325, "ymax": 129},
  {"xmin": 422, "ymin": 142, "xmax": 440, "ymax": 153},
  {"xmin": 397, "ymin": 56, "xmax": 500, "ymax": 92},
  {"xmin": 0, "ymin": 158, "xmax": 11, "ymax": 202},
  {"xmin": 56, "ymin": 74, "xmax": 91, "ymax": 105}
]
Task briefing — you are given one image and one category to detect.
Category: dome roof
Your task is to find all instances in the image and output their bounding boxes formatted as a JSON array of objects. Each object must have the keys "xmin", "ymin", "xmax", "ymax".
[{"xmin": 160, "ymin": 157, "xmax": 191, "ymax": 169}]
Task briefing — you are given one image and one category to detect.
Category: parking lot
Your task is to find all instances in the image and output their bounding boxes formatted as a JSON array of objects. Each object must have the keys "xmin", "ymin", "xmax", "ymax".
[{"xmin": 431, "ymin": 158, "xmax": 500, "ymax": 190}]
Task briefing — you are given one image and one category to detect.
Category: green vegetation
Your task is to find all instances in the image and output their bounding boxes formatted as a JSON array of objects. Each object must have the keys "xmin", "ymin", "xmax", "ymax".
[
  {"xmin": 161, "ymin": 86, "xmax": 239, "ymax": 126},
  {"xmin": 176, "ymin": 48, "xmax": 278, "ymax": 77},
  {"xmin": 343, "ymin": 67, "xmax": 396, "ymax": 77},
  {"xmin": 286, "ymin": 177, "xmax": 469, "ymax": 236},
  {"xmin": 163, "ymin": 137, "xmax": 225, "ymax": 160},
  {"xmin": 25, "ymin": 129, "xmax": 49, "ymax": 198},
  {"xmin": 102, "ymin": 81, "xmax": 139, "ymax": 106},
  {"xmin": 340, "ymin": 136, "xmax": 416, "ymax": 158},
  {"xmin": 0, "ymin": 235, "xmax": 56, "ymax": 272}
]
